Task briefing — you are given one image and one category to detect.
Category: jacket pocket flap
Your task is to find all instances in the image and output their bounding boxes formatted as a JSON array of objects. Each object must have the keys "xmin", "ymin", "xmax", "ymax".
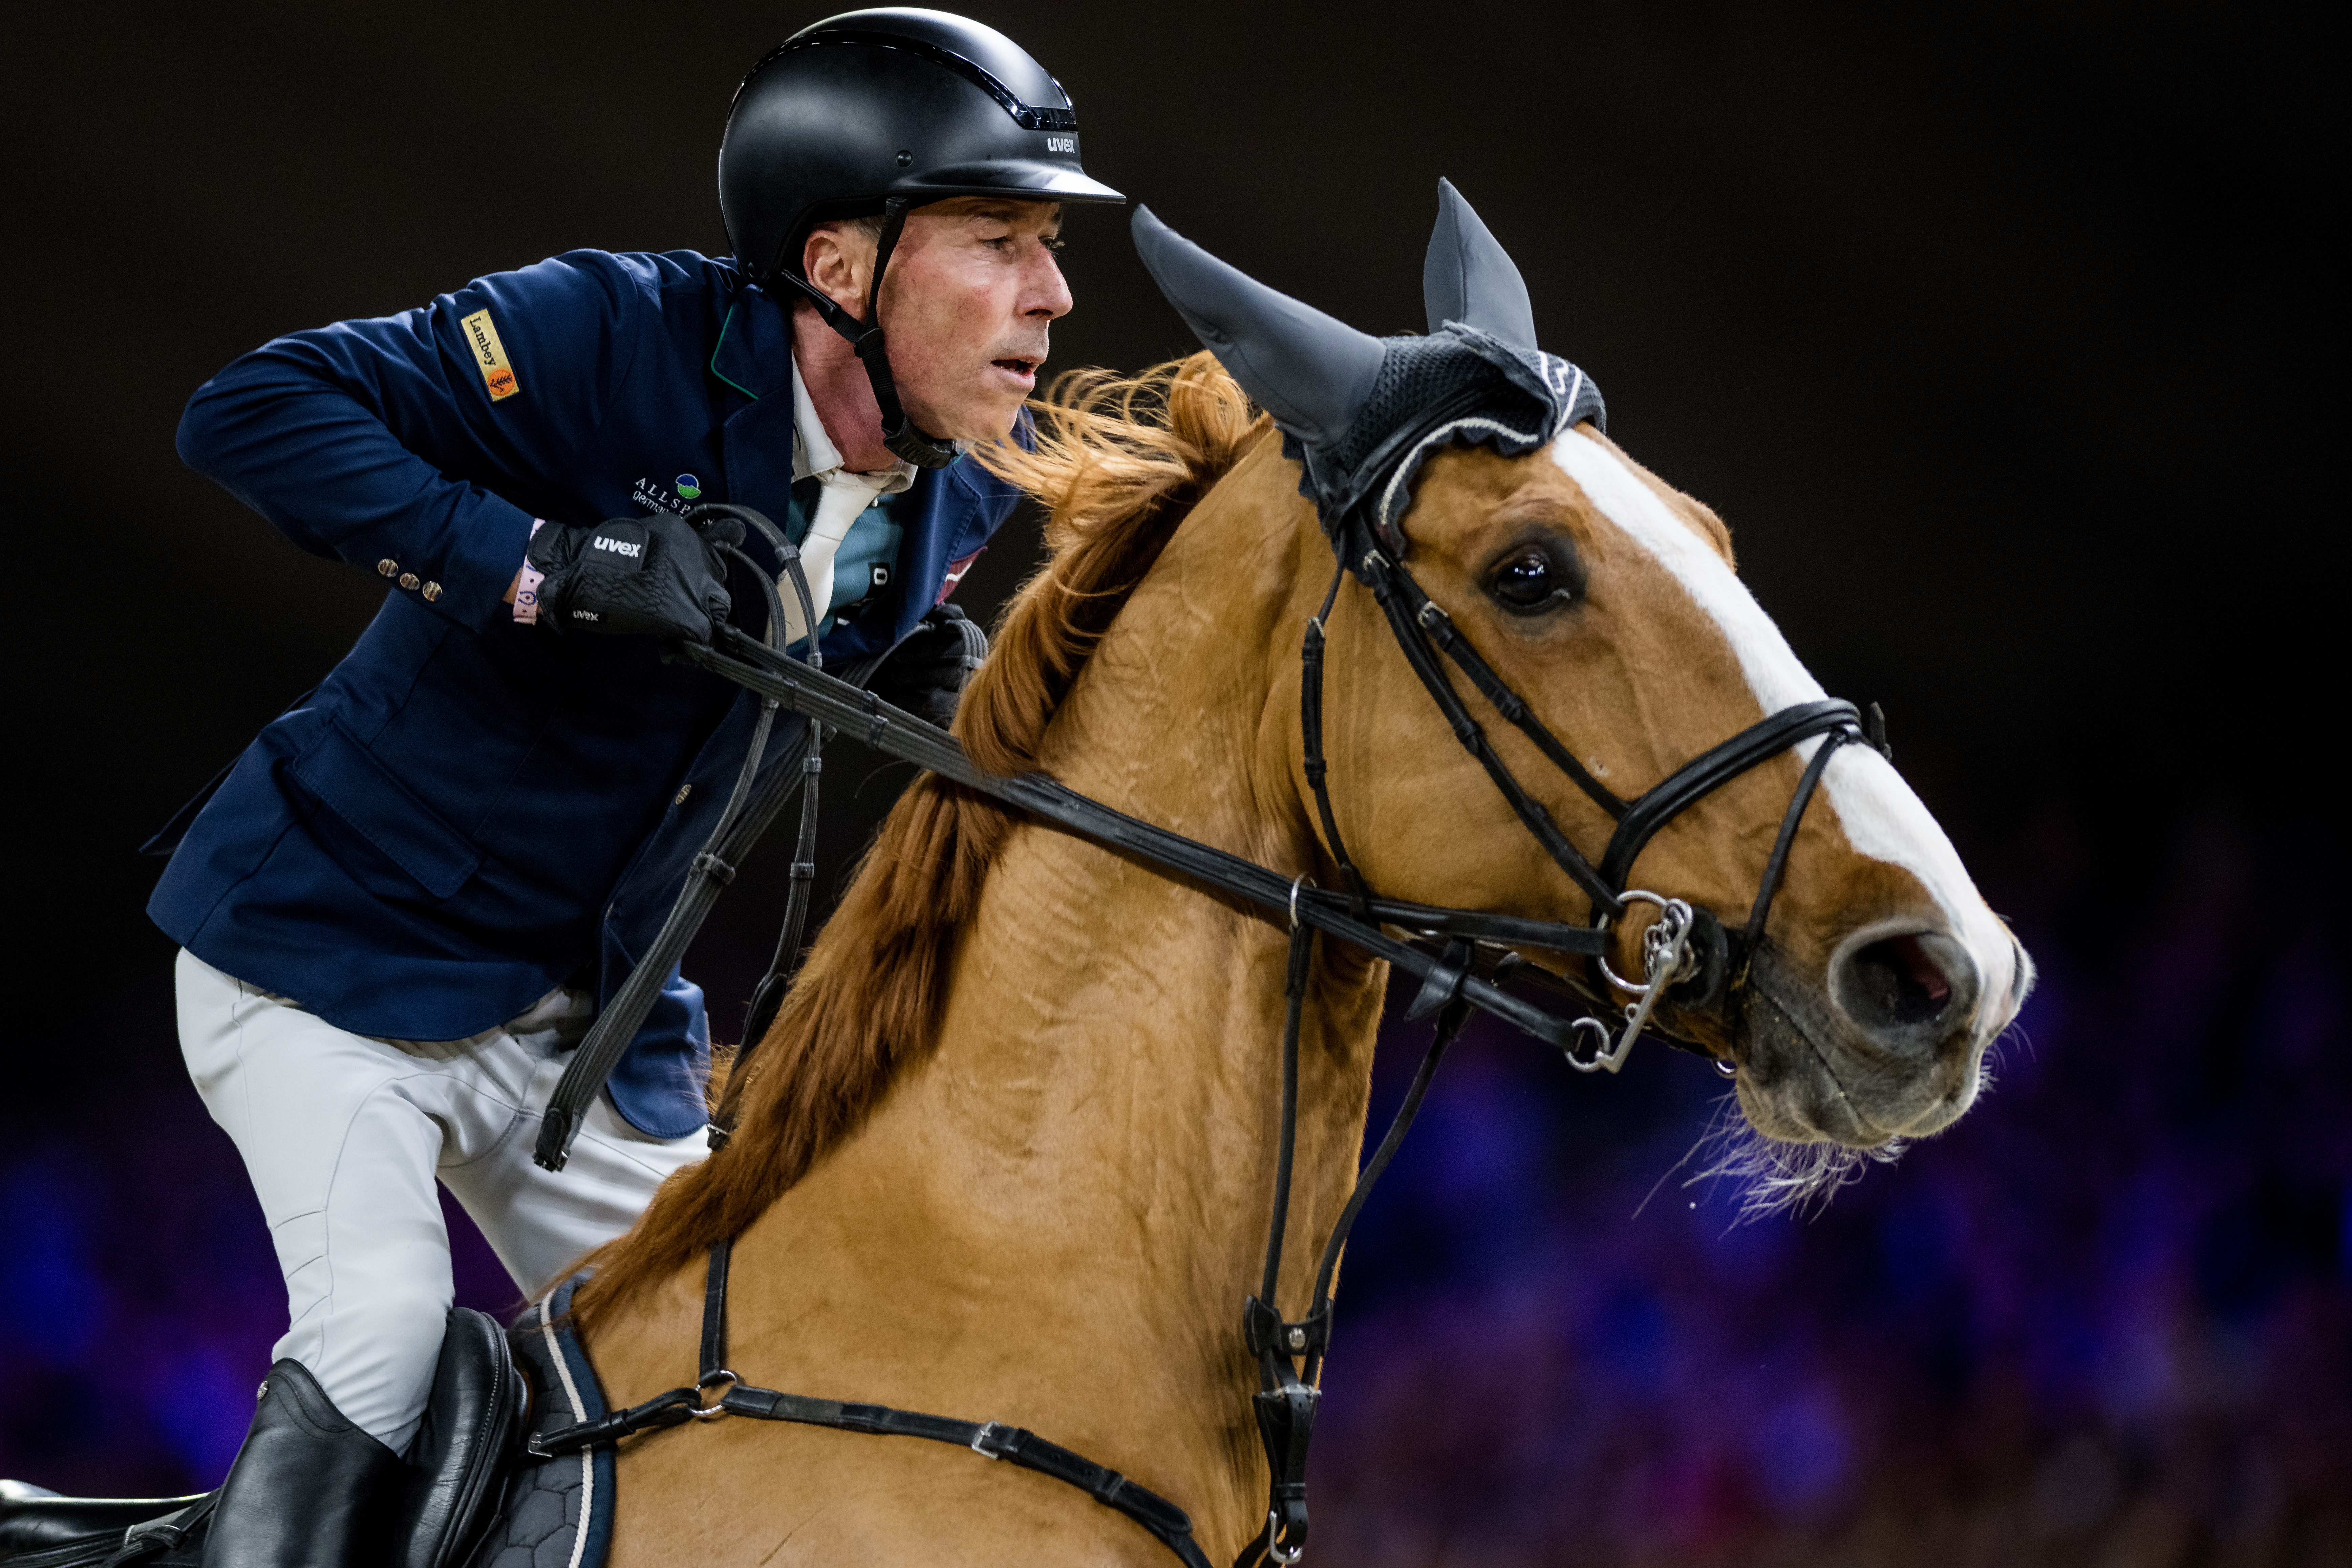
[{"xmin": 289, "ymin": 722, "xmax": 484, "ymax": 899}]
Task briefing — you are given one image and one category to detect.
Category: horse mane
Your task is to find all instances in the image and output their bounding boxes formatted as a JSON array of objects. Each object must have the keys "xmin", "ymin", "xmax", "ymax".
[{"xmin": 571, "ymin": 353, "xmax": 1270, "ymax": 1329}]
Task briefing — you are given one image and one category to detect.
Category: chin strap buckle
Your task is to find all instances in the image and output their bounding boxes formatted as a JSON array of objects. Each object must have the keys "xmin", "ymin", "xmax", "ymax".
[{"xmin": 883, "ymin": 419, "xmax": 963, "ymax": 469}]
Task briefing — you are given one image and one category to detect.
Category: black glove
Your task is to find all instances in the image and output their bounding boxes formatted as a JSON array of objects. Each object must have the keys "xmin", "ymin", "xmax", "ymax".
[
  {"xmin": 527, "ymin": 512, "xmax": 745, "ymax": 641},
  {"xmin": 871, "ymin": 603, "xmax": 988, "ymax": 729}
]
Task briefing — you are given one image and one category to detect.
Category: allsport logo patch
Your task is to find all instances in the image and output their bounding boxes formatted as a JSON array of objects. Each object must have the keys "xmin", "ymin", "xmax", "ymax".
[
  {"xmin": 629, "ymin": 476, "xmax": 693, "ymax": 515},
  {"xmin": 460, "ymin": 309, "xmax": 519, "ymax": 402},
  {"xmin": 593, "ymin": 536, "xmax": 643, "ymax": 558}
]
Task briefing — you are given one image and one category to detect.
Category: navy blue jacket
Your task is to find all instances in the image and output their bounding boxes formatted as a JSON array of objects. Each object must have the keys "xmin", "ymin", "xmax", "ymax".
[{"xmin": 151, "ymin": 249, "xmax": 1020, "ymax": 1136}]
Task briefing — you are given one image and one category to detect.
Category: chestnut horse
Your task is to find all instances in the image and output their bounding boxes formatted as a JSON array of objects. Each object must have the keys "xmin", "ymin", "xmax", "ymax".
[{"xmin": 568, "ymin": 243, "xmax": 2029, "ymax": 1560}]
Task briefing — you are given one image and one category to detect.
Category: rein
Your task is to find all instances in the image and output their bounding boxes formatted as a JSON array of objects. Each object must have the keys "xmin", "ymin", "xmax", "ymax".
[
  {"xmin": 528, "ymin": 466, "xmax": 1883, "ymax": 1560},
  {"xmin": 534, "ymin": 504, "xmax": 852, "ymax": 1174}
]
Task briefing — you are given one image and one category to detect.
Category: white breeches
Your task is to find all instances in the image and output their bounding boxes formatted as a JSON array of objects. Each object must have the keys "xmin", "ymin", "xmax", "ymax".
[{"xmin": 175, "ymin": 948, "xmax": 707, "ymax": 1453}]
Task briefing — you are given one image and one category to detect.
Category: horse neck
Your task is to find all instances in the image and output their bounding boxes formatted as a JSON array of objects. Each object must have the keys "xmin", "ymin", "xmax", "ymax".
[{"xmin": 733, "ymin": 447, "xmax": 1387, "ymax": 1521}]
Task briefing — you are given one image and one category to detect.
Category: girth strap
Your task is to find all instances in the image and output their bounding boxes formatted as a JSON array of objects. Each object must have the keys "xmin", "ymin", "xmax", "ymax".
[{"xmin": 529, "ymin": 1243, "xmax": 1213, "ymax": 1568}]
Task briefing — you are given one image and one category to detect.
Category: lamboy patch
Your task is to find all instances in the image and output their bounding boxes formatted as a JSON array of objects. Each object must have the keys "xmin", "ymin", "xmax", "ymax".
[{"xmin": 461, "ymin": 308, "xmax": 520, "ymax": 401}]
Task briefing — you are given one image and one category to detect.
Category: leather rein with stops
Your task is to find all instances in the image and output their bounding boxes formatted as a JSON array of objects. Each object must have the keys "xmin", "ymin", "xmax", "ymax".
[
  {"xmin": 533, "ymin": 504, "xmax": 849, "ymax": 1176},
  {"xmin": 523, "ymin": 457, "xmax": 1882, "ymax": 1559}
]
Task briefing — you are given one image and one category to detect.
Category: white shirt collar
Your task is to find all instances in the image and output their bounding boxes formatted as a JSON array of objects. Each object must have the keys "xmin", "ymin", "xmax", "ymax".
[{"xmin": 790, "ymin": 351, "xmax": 916, "ymax": 493}]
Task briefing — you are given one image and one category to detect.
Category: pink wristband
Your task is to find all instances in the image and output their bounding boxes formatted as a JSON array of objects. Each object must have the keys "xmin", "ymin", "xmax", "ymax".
[{"xmin": 512, "ymin": 519, "xmax": 548, "ymax": 625}]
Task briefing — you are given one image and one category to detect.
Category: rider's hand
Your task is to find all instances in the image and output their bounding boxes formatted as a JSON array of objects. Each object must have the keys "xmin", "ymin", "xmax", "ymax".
[
  {"xmin": 871, "ymin": 603, "xmax": 988, "ymax": 729},
  {"xmin": 525, "ymin": 512, "xmax": 746, "ymax": 641}
]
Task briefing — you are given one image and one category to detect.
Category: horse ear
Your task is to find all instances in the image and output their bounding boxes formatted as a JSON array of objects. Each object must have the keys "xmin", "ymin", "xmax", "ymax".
[
  {"xmin": 1130, "ymin": 206, "xmax": 1384, "ymax": 449},
  {"xmin": 1423, "ymin": 179, "xmax": 1537, "ymax": 349}
]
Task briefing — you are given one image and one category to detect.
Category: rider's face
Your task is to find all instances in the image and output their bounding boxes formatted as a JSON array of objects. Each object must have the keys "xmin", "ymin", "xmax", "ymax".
[{"xmin": 809, "ymin": 198, "xmax": 1071, "ymax": 444}]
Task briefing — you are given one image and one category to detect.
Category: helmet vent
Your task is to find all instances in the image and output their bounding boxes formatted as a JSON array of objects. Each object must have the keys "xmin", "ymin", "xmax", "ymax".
[{"xmin": 790, "ymin": 29, "xmax": 1079, "ymax": 131}]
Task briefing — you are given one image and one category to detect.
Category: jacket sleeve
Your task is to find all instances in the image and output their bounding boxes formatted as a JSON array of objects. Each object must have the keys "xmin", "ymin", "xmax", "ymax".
[{"xmin": 175, "ymin": 251, "xmax": 654, "ymax": 631}]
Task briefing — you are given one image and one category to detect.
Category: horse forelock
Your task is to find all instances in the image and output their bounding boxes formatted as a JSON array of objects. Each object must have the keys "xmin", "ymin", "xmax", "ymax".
[{"xmin": 570, "ymin": 356, "xmax": 1272, "ymax": 1332}]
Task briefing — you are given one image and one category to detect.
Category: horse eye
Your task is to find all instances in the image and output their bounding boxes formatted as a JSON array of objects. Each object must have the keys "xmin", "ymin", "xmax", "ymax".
[{"xmin": 1490, "ymin": 547, "xmax": 1564, "ymax": 612}]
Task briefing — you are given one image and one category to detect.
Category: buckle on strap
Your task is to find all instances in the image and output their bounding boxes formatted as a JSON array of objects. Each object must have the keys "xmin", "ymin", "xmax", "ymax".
[
  {"xmin": 1262, "ymin": 1508, "xmax": 1307, "ymax": 1565},
  {"xmin": 1249, "ymin": 1383, "xmax": 1318, "ymax": 1562},
  {"xmin": 970, "ymin": 1419, "xmax": 1012, "ymax": 1460},
  {"xmin": 1242, "ymin": 1295, "xmax": 1332, "ymax": 1361}
]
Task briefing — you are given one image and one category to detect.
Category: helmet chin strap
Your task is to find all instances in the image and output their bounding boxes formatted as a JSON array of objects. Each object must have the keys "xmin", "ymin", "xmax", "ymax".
[{"xmin": 775, "ymin": 197, "xmax": 962, "ymax": 470}]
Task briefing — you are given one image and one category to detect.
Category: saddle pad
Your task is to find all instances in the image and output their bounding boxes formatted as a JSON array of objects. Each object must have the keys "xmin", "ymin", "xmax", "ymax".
[{"xmin": 469, "ymin": 1277, "xmax": 614, "ymax": 1568}]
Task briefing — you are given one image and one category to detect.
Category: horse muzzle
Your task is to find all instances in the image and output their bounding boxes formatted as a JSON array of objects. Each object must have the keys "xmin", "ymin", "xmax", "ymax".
[{"xmin": 1728, "ymin": 922, "xmax": 1991, "ymax": 1147}]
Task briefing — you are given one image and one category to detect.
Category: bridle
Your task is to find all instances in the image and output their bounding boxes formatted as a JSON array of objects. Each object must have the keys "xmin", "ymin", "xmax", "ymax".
[
  {"xmin": 521, "ymin": 425, "xmax": 1888, "ymax": 1562},
  {"xmin": 1230, "ymin": 448, "xmax": 1880, "ymax": 1562}
]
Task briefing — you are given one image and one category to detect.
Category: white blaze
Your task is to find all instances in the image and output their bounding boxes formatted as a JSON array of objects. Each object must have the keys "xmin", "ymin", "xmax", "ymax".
[{"xmin": 1548, "ymin": 429, "xmax": 2019, "ymax": 1030}]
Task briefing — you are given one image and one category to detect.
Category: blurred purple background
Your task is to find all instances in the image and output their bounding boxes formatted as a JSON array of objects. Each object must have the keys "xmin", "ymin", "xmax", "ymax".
[
  {"xmin": 4, "ymin": 0, "xmax": 2336, "ymax": 1562},
  {"xmin": 10, "ymin": 808, "xmax": 2342, "ymax": 1564}
]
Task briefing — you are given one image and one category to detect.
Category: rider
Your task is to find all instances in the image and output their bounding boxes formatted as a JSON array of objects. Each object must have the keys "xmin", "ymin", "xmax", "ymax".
[{"xmin": 0, "ymin": 10, "xmax": 1119, "ymax": 1564}]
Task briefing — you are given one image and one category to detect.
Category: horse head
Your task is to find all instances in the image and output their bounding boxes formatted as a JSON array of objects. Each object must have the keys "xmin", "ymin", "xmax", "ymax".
[{"xmin": 1134, "ymin": 185, "xmax": 2032, "ymax": 1154}]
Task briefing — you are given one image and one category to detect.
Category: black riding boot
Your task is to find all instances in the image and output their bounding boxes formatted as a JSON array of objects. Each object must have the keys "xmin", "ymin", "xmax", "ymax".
[
  {"xmin": 0, "ymin": 1479, "xmax": 211, "ymax": 1555},
  {"xmin": 200, "ymin": 1359, "xmax": 405, "ymax": 1568}
]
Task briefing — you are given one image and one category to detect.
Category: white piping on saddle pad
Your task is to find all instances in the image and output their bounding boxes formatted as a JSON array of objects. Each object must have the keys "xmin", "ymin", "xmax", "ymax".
[
  {"xmin": 1546, "ymin": 429, "xmax": 2018, "ymax": 1029},
  {"xmin": 539, "ymin": 1296, "xmax": 594, "ymax": 1568}
]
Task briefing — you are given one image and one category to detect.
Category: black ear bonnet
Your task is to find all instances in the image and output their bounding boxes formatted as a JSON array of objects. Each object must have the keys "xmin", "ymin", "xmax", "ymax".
[
  {"xmin": 1295, "ymin": 325, "xmax": 1605, "ymax": 558},
  {"xmin": 1132, "ymin": 180, "xmax": 1605, "ymax": 559}
]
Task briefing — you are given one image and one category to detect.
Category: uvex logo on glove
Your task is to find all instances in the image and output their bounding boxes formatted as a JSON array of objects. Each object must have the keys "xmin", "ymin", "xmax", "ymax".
[{"xmin": 521, "ymin": 513, "xmax": 741, "ymax": 642}]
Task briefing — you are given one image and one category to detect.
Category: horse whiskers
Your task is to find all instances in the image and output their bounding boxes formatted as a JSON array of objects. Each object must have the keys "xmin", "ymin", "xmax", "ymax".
[{"xmin": 1679, "ymin": 1092, "xmax": 1905, "ymax": 1223}]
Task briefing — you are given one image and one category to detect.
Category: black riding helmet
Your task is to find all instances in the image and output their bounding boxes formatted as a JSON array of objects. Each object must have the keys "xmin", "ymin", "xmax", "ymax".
[{"xmin": 719, "ymin": 8, "xmax": 1125, "ymax": 466}]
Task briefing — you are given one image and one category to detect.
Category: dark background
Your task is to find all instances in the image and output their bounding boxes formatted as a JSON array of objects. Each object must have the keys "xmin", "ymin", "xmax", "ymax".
[{"xmin": 4, "ymin": 2, "xmax": 2341, "ymax": 1563}]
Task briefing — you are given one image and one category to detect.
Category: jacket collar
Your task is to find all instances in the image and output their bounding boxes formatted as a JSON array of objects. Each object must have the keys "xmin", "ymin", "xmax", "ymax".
[
  {"xmin": 715, "ymin": 283, "xmax": 918, "ymax": 492},
  {"xmin": 707, "ymin": 283, "xmax": 796, "ymax": 402}
]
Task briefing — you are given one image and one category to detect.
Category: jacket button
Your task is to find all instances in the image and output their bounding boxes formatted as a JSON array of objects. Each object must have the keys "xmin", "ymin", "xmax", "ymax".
[
  {"xmin": 421, "ymin": 581, "xmax": 443, "ymax": 601},
  {"xmin": 399, "ymin": 573, "xmax": 420, "ymax": 590},
  {"xmin": 377, "ymin": 559, "xmax": 399, "ymax": 577}
]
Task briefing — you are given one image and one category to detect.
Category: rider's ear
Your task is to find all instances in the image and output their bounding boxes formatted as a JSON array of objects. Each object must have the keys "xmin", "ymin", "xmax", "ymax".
[
  {"xmin": 800, "ymin": 224, "xmax": 867, "ymax": 316},
  {"xmin": 1421, "ymin": 179, "xmax": 1537, "ymax": 350}
]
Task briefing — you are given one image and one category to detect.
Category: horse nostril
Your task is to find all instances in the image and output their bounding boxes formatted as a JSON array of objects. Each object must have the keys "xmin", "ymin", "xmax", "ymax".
[{"xmin": 1842, "ymin": 933, "xmax": 1957, "ymax": 1030}]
